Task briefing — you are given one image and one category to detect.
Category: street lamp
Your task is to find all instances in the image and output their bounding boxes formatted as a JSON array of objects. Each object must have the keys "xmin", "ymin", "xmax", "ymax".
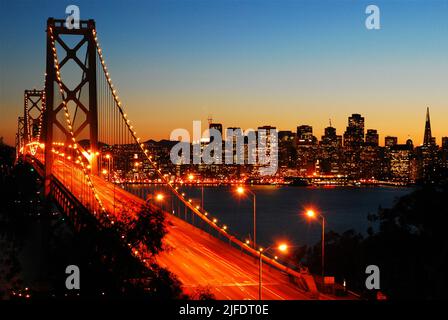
[
  {"xmin": 258, "ymin": 243, "xmax": 288, "ymax": 300},
  {"xmin": 155, "ymin": 193, "xmax": 165, "ymax": 211},
  {"xmin": 189, "ymin": 173, "xmax": 205, "ymax": 210},
  {"xmin": 236, "ymin": 186, "xmax": 257, "ymax": 248},
  {"xmin": 305, "ymin": 209, "xmax": 326, "ymax": 281},
  {"xmin": 105, "ymin": 153, "xmax": 111, "ymax": 179},
  {"xmin": 103, "ymin": 153, "xmax": 115, "ymax": 215},
  {"xmin": 201, "ymin": 181, "xmax": 204, "ymax": 210}
]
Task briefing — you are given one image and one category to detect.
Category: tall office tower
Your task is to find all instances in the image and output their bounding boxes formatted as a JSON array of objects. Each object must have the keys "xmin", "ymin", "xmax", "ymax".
[
  {"xmin": 390, "ymin": 143, "xmax": 413, "ymax": 182},
  {"xmin": 278, "ymin": 131, "xmax": 296, "ymax": 169},
  {"xmin": 257, "ymin": 125, "xmax": 278, "ymax": 174},
  {"xmin": 423, "ymin": 107, "xmax": 434, "ymax": 146},
  {"xmin": 297, "ymin": 125, "xmax": 316, "ymax": 145},
  {"xmin": 365, "ymin": 129, "xmax": 379, "ymax": 147},
  {"xmin": 278, "ymin": 130, "xmax": 295, "ymax": 142},
  {"xmin": 207, "ymin": 122, "xmax": 224, "ymax": 171},
  {"xmin": 442, "ymin": 137, "xmax": 448, "ymax": 168},
  {"xmin": 258, "ymin": 125, "xmax": 277, "ymax": 148},
  {"xmin": 322, "ymin": 126, "xmax": 336, "ymax": 142},
  {"xmin": 442, "ymin": 137, "xmax": 448, "ymax": 151},
  {"xmin": 209, "ymin": 123, "xmax": 223, "ymax": 142},
  {"xmin": 416, "ymin": 108, "xmax": 439, "ymax": 182},
  {"xmin": 225, "ymin": 127, "xmax": 244, "ymax": 164},
  {"xmin": 319, "ymin": 125, "xmax": 343, "ymax": 175},
  {"xmin": 385, "ymin": 136, "xmax": 398, "ymax": 148},
  {"xmin": 321, "ymin": 126, "xmax": 341, "ymax": 147},
  {"xmin": 343, "ymin": 114, "xmax": 365, "ymax": 151}
]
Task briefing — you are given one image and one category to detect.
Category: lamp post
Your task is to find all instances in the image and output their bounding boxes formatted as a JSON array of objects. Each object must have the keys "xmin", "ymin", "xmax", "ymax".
[
  {"xmin": 105, "ymin": 154, "xmax": 112, "ymax": 181},
  {"xmin": 188, "ymin": 173, "xmax": 205, "ymax": 211},
  {"xmin": 201, "ymin": 183, "xmax": 204, "ymax": 210},
  {"xmin": 236, "ymin": 186, "xmax": 257, "ymax": 248},
  {"xmin": 258, "ymin": 243, "xmax": 288, "ymax": 300},
  {"xmin": 105, "ymin": 154, "xmax": 115, "ymax": 216},
  {"xmin": 306, "ymin": 209, "xmax": 326, "ymax": 281}
]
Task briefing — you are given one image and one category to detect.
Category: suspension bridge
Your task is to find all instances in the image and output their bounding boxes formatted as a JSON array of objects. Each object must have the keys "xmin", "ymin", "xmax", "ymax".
[{"xmin": 15, "ymin": 18, "xmax": 320, "ymax": 300}]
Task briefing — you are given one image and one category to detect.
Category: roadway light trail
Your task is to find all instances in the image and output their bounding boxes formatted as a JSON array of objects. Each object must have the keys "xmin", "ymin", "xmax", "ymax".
[{"xmin": 52, "ymin": 159, "xmax": 314, "ymax": 300}]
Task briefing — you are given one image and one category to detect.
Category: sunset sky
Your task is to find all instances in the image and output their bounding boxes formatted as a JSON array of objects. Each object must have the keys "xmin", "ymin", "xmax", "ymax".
[{"xmin": 1, "ymin": 0, "xmax": 447, "ymax": 146}]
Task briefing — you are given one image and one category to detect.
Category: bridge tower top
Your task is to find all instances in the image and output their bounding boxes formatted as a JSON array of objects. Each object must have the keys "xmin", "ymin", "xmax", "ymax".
[
  {"xmin": 43, "ymin": 17, "xmax": 99, "ymax": 196},
  {"xmin": 24, "ymin": 89, "xmax": 45, "ymax": 147}
]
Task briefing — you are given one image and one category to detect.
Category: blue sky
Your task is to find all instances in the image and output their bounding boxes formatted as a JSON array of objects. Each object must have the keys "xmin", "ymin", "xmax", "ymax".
[{"xmin": 1, "ymin": 0, "xmax": 447, "ymax": 145}]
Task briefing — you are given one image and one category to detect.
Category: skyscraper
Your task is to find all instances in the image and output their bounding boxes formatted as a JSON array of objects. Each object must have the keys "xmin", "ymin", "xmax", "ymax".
[
  {"xmin": 257, "ymin": 125, "xmax": 278, "ymax": 174},
  {"xmin": 343, "ymin": 114, "xmax": 365, "ymax": 151},
  {"xmin": 423, "ymin": 107, "xmax": 433, "ymax": 146},
  {"xmin": 209, "ymin": 123, "xmax": 223, "ymax": 142},
  {"xmin": 365, "ymin": 129, "xmax": 379, "ymax": 147},
  {"xmin": 417, "ymin": 108, "xmax": 439, "ymax": 182},
  {"xmin": 225, "ymin": 127, "xmax": 244, "ymax": 164},
  {"xmin": 390, "ymin": 144, "xmax": 413, "ymax": 182},
  {"xmin": 385, "ymin": 136, "xmax": 398, "ymax": 148},
  {"xmin": 297, "ymin": 125, "xmax": 315, "ymax": 145},
  {"xmin": 442, "ymin": 137, "xmax": 448, "ymax": 168},
  {"xmin": 321, "ymin": 126, "xmax": 341, "ymax": 148},
  {"xmin": 442, "ymin": 137, "xmax": 448, "ymax": 151}
]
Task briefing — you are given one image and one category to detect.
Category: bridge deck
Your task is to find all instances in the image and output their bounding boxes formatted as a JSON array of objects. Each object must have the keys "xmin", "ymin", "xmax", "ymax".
[{"xmin": 50, "ymin": 158, "xmax": 313, "ymax": 300}]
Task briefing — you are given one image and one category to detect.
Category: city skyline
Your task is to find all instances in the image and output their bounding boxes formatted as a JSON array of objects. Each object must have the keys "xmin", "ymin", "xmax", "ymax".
[
  {"xmin": 1, "ymin": 0, "xmax": 448, "ymax": 146},
  {"xmin": 172, "ymin": 108, "xmax": 446, "ymax": 148}
]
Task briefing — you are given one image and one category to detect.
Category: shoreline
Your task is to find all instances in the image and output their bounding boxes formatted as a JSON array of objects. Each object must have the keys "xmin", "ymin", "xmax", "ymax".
[{"xmin": 120, "ymin": 181, "xmax": 415, "ymax": 188}]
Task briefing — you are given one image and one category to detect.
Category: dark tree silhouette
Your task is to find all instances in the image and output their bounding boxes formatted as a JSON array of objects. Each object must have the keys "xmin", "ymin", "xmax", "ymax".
[
  {"xmin": 305, "ymin": 185, "xmax": 448, "ymax": 299},
  {"xmin": 190, "ymin": 286, "xmax": 216, "ymax": 300},
  {"xmin": 126, "ymin": 202, "xmax": 167, "ymax": 256}
]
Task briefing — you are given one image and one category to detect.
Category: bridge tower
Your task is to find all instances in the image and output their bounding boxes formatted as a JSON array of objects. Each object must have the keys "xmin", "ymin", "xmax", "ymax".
[
  {"xmin": 16, "ymin": 116, "xmax": 25, "ymax": 160},
  {"xmin": 24, "ymin": 89, "xmax": 45, "ymax": 146},
  {"xmin": 43, "ymin": 18, "xmax": 98, "ymax": 196}
]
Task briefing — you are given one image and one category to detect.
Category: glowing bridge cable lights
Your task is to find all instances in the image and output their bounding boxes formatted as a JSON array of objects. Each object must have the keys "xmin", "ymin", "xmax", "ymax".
[{"xmin": 48, "ymin": 27, "xmax": 109, "ymax": 222}]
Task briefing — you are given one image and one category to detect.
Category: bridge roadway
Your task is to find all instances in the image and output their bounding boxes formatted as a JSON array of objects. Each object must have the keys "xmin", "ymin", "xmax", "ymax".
[{"xmin": 52, "ymin": 159, "xmax": 314, "ymax": 300}]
